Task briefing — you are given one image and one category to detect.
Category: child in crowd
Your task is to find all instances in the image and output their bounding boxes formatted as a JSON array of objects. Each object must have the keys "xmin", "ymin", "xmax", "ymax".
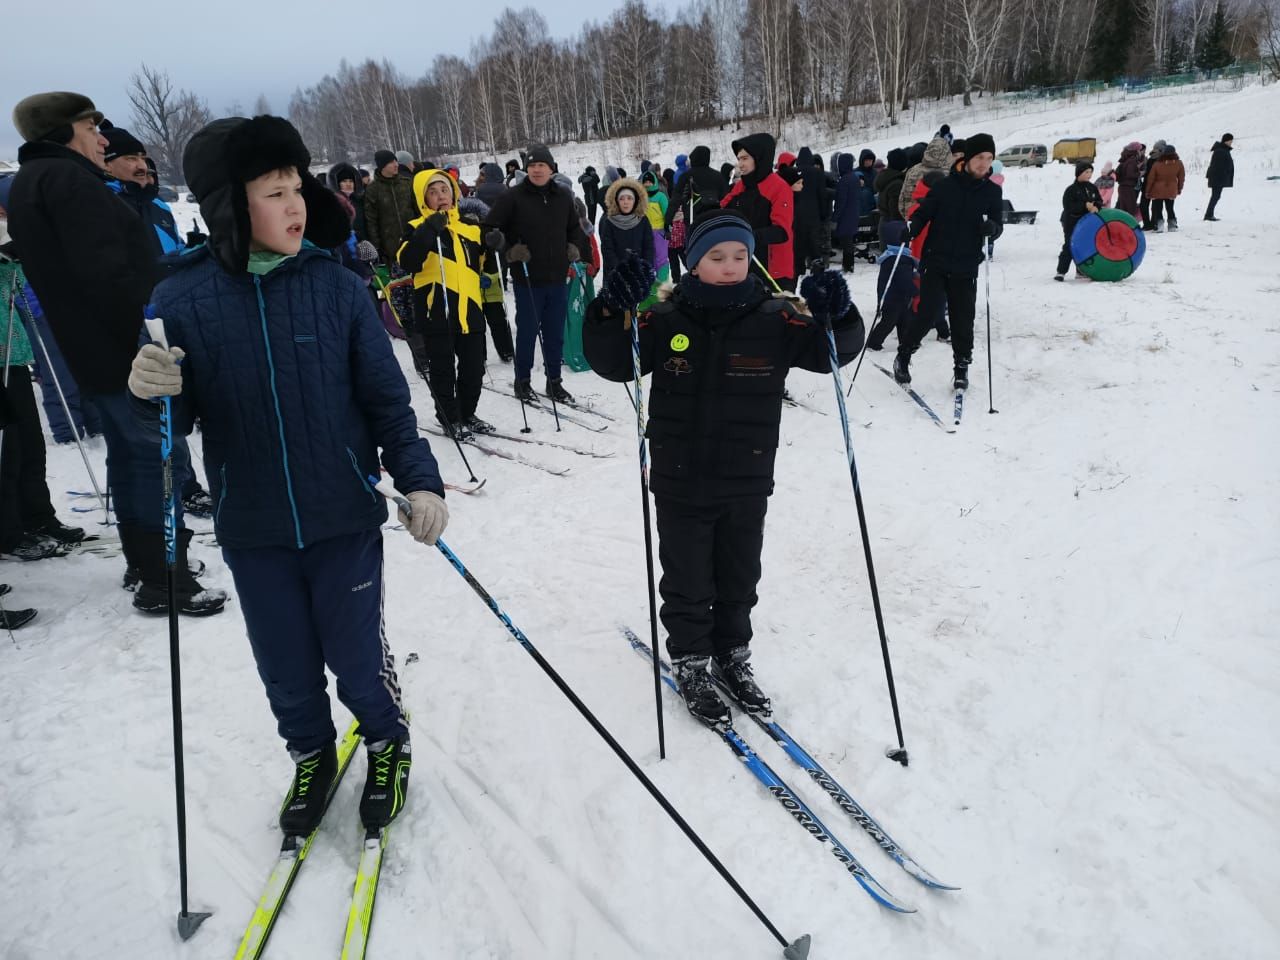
[
  {"xmin": 865, "ymin": 221, "xmax": 919, "ymax": 352},
  {"xmin": 582, "ymin": 212, "xmax": 865, "ymax": 725},
  {"xmin": 397, "ymin": 168, "xmax": 494, "ymax": 439},
  {"xmin": 128, "ymin": 115, "xmax": 447, "ymax": 838}
]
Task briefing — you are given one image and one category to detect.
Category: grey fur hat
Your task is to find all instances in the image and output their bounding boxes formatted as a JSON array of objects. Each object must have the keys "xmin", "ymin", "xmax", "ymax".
[{"xmin": 13, "ymin": 91, "xmax": 104, "ymax": 143}]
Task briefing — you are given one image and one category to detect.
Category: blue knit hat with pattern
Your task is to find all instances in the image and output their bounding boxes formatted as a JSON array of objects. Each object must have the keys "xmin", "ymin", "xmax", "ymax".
[{"xmin": 685, "ymin": 211, "xmax": 755, "ymax": 269}]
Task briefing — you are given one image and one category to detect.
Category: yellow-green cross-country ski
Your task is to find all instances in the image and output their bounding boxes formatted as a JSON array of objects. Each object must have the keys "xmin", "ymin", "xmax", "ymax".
[
  {"xmin": 234, "ymin": 720, "xmax": 364, "ymax": 960},
  {"xmin": 340, "ymin": 826, "xmax": 389, "ymax": 959}
]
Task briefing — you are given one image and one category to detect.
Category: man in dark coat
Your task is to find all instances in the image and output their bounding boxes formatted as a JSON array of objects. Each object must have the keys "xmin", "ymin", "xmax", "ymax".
[
  {"xmin": 790, "ymin": 147, "xmax": 829, "ymax": 276},
  {"xmin": 578, "ymin": 165, "xmax": 602, "ymax": 223},
  {"xmin": 1055, "ymin": 161, "xmax": 1103, "ymax": 280},
  {"xmin": 6, "ymin": 91, "xmax": 225, "ymax": 615},
  {"xmin": 483, "ymin": 143, "xmax": 589, "ymax": 403},
  {"xmin": 894, "ymin": 133, "xmax": 1003, "ymax": 390},
  {"xmin": 875, "ymin": 148, "xmax": 909, "ymax": 223},
  {"xmin": 364, "ymin": 150, "xmax": 418, "ymax": 263},
  {"xmin": 832, "ymin": 154, "xmax": 862, "ymax": 272},
  {"xmin": 670, "ymin": 145, "xmax": 728, "ymax": 229},
  {"xmin": 1204, "ymin": 134, "xmax": 1234, "ymax": 221},
  {"xmin": 1116, "ymin": 142, "xmax": 1144, "ymax": 218}
]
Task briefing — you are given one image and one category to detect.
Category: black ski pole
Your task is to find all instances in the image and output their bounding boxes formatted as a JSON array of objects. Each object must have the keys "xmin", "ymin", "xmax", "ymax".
[
  {"xmin": 143, "ymin": 315, "xmax": 212, "ymax": 939},
  {"xmin": 802, "ymin": 277, "xmax": 910, "ymax": 767},
  {"xmin": 367, "ymin": 477, "xmax": 809, "ymax": 960},
  {"xmin": 624, "ymin": 303, "xmax": 666, "ymax": 760},
  {"xmin": 985, "ymin": 249, "xmax": 997, "ymax": 414},
  {"xmin": 520, "ymin": 262, "xmax": 561, "ymax": 432},
  {"xmin": 375, "ymin": 271, "xmax": 479, "ymax": 481}
]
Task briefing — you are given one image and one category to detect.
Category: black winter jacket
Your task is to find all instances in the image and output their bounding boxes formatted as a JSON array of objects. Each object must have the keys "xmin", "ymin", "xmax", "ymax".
[
  {"xmin": 483, "ymin": 177, "xmax": 589, "ymax": 286},
  {"xmin": 1060, "ymin": 180, "xmax": 1103, "ymax": 226},
  {"xmin": 7, "ymin": 141, "xmax": 158, "ymax": 394},
  {"xmin": 669, "ymin": 146, "xmax": 728, "ymax": 227},
  {"xmin": 583, "ymin": 277, "xmax": 864, "ymax": 503},
  {"xmin": 1206, "ymin": 142, "xmax": 1234, "ymax": 189},
  {"xmin": 598, "ymin": 219, "xmax": 655, "ymax": 277},
  {"xmin": 578, "ymin": 167, "xmax": 601, "ymax": 208},
  {"xmin": 793, "ymin": 147, "xmax": 829, "ymax": 228},
  {"xmin": 909, "ymin": 169, "xmax": 1004, "ymax": 277},
  {"xmin": 874, "ymin": 165, "xmax": 907, "ymax": 222}
]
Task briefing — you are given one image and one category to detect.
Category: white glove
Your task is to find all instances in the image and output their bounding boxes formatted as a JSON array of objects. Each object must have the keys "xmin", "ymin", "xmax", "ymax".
[
  {"xmin": 399, "ymin": 491, "xmax": 448, "ymax": 544},
  {"xmin": 128, "ymin": 343, "xmax": 185, "ymax": 399}
]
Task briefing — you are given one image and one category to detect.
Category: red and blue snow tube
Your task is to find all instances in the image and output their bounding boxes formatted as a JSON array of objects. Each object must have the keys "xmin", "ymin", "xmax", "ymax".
[{"xmin": 1070, "ymin": 208, "xmax": 1146, "ymax": 281}]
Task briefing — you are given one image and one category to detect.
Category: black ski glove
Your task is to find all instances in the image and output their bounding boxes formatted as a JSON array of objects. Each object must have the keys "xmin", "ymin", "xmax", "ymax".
[
  {"xmin": 484, "ymin": 229, "xmax": 505, "ymax": 250},
  {"xmin": 799, "ymin": 270, "xmax": 852, "ymax": 326},
  {"xmin": 984, "ymin": 219, "xmax": 1004, "ymax": 241},
  {"xmin": 426, "ymin": 212, "xmax": 449, "ymax": 232},
  {"xmin": 599, "ymin": 255, "xmax": 656, "ymax": 314},
  {"xmin": 507, "ymin": 243, "xmax": 531, "ymax": 263}
]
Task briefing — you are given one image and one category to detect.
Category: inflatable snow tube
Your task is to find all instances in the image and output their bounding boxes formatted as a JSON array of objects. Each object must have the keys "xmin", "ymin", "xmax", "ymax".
[{"xmin": 1070, "ymin": 208, "xmax": 1146, "ymax": 281}]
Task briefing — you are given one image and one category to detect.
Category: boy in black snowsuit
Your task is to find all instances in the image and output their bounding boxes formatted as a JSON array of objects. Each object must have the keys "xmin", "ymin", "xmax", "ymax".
[
  {"xmin": 583, "ymin": 212, "xmax": 864, "ymax": 725},
  {"xmin": 894, "ymin": 133, "xmax": 1003, "ymax": 390},
  {"xmin": 865, "ymin": 221, "xmax": 918, "ymax": 351},
  {"xmin": 1056, "ymin": 161, "xmax": 1103, "ymax": 281}
]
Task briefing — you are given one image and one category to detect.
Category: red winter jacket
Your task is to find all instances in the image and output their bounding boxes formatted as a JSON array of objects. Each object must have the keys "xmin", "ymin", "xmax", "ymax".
[{"xmin": 722, "ymin": 132, "xmax": 796, "ymax": 282}]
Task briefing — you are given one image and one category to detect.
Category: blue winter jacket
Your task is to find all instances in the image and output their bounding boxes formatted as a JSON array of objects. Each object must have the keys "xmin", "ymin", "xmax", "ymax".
[
  {"xmin": 107, "ymin": 179, "xmax": 184, "ymax": 258},
  {"xmin": 833, "ymin": 155, "xmax": 861, "ymax": 239},
  {"xmin": 147, "ymin": 243, "xmax": 443, "ymax": 550}
]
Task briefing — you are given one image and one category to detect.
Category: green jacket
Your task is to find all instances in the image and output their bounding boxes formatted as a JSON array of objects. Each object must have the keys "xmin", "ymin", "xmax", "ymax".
[
  {"xmin": 0, "ymin": 257, "xmax": 35, "ymax": 367},
  {"xmin": 363, "ymin": 172, "xmax": 418, "ymax": 262}
]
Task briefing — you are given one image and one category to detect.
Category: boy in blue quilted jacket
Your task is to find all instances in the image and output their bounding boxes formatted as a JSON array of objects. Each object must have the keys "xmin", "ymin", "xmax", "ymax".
[{"xmin": 128, "ymin": 116, "xmax": 446, "ymax": 837}]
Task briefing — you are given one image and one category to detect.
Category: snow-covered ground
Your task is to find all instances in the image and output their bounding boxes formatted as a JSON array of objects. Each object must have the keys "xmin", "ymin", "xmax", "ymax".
[{"xmin": 2, "ymin": 79, "xmax": 1278, "ymax": 960}]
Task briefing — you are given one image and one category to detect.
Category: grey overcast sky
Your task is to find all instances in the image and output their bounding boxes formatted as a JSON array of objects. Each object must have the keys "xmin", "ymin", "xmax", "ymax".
[{"xmin": 1, "ymin": 0, "xmax": 645, "ymax": 160}]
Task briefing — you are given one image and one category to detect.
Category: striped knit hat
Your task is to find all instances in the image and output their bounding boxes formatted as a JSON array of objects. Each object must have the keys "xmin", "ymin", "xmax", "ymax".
[{"xmin": 685, "ymin": 211, "xmax": 755, "ymax": 269}]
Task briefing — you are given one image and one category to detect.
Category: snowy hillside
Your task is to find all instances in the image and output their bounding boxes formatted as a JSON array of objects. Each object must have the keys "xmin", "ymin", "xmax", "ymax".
[{"xmin": 2, "ymin": 78, "xmax": 1278, "ymax": 960}]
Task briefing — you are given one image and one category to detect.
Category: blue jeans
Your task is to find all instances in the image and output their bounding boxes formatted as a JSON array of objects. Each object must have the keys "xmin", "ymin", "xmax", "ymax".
[
  {"xmin": 86, "ymin": 391, "xmax": 190, "ymax": 532},
  {"xmin": 23, "ymin": 312, "xmax": 101, "ymax": 443},
  {"xmin": 223, "ymin": 529, "xmax": 407, "ymax": 754},
  {"xmin": 513, "ymin": 282, "xmax": 569, "ymax": 382}
]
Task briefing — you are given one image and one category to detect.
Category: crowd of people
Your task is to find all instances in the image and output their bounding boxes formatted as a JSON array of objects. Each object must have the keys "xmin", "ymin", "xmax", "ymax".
[{"xmin": 0, "ymin": 85, "xmax": 1236, "ymax": 831}]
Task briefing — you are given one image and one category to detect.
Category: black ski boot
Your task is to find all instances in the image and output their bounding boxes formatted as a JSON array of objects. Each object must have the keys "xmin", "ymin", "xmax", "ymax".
[
  {"xmin": 892, "ymin": 351, "xmax": 912, "ymax": 384},
  {"xmin": 546, "ymin": 378, "xmax": 574, "ymax": 404},
  {"xmin": 953, "ymin": 365, "xmax": 969, "ymax": 390},
  {"xmin": 125, "ymin": 526, "xmax": 227, "ymax": 616},
  {"xmin": 0, "ymin": 533, "xmax": 64, "ymax": 561},
  {"xmin": 672, "ymin": 656, "xmax": 731, "ymax": 727},
  {"xmin": 123, "ymin": 557, "xmax": 206, "ymax": 592},
  {"xmin": 437, "ymin": 414, "xmax": 472, "ymax": 442},
  {"xmin": 359, "ymin": 735, "xmax": 412, "ymax": 831},
  {"xmin": 28, "ymin": 518, "xmax": 85, "ymax": 545},
  {"xmin": 279, "ymin": 742, "xmax": 339, "ymax": 837},
  {"xmin": 182, "ymin": 485, "xmax": 215, "ymax": 519},
  {"xmin": 464, "ymin": 415, "xmax": 496, "ymax": 435},
  {"xmin": 514, "ymin": 379, "xmax": 538, "ymax": 403},
  {"xmin": 712, "ymin": 646, "xmax": 772, "ymax": 716},
  {"xmin": 0, "ymin": 607, "xmax": 38, "ymax": 630}
]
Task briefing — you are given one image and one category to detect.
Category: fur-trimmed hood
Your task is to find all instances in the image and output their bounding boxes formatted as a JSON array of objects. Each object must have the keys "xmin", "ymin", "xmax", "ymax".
[
  {"xmin": 604, "ymin": 176, "xmax": 648, "ymax": 217},
  {"xmin": 182, "ymin": 116, "xmax": 349, "ymax": 274}
]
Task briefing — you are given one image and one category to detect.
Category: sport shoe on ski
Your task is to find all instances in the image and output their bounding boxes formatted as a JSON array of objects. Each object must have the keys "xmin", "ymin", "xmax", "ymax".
[
  {"xmin": 437, "ymin": 415, "xmax": 472, "ymax": 442},
  {"xmin": 134, "ymin": 584, "xmax": 228, "ymax": 616},
  {"xmin": 514, "ymin": 379, "xmax": 538, "ymax": 403},
  {"xmin": 182, "ymin": 487, "xmax": 215, "ymax": 519},
  {"xmin": 672, "ymin": 656, "xmax": 731, "ymax": 727},
  {"xmin": 464, "ymin": 415, "xmax": 496, "ymax": 435},
  {"xmin": 29, "ymin": 518, "xmax": 85, "ymax": 545},
  {"xmin": 712, "ymin": 646, "xmax": 772, "ymax": 716},
  {"xmin": 892, "ymin": 352, "xmax": 911, "ymax": 385},
  {"xmin": 0, "ymin": 534, "xmax": 65, "ymax": 561},
  {"xmin": 545, "ymin": 378, "xmax": 574, "ymax": 404},
  {"xmin": 1054, "ymin": 273, "xmax": 1065, "ymax": 282},
  {"xmin": 279, "ymin": 742, "xmax": 339, "ymax": 837},
  {"xmin": 1167, "ymin": 221, "xmax": 1179, "ymax": 232},
  {"xmin": 0, "ymin": 607, "xmax": 38, "ymax": 630},
  {"xmin": 953, "ymin": 365, "xmax": 970, "ymax": 390},
  {"xmin": 359, "ymin": 736, "xmax": 412, "ymax": 831}
]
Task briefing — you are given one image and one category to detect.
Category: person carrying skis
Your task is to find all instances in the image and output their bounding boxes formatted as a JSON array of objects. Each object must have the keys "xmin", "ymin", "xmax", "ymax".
[
  {"xmin": 397, "ymin": 168, "xmax": 494, "ymax": 438},
  {"xmin": 1055, "ymin": 161, "xmax": 1103, "ymax": 281},
  {"xmin": 581, "ymin": 212, "xmax": 865, "ymax": 724},
  {"xmin": 893, "ymin": 133, "xmax": 1002, "ymax": 390},
  {"xmin": 721, "ymin": 133, "xmax": 795, "ymax": 291},
  {"xmin": 127, "ymin": 115, "xmax": 447, "ymax": 837}
]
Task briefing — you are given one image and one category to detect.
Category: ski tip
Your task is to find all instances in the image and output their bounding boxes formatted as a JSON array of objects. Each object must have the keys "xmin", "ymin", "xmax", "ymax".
[
  {"xmin": 783, "ymin": 933, "xmax": 812, "ymax": 959},
  {"xmin": 909, "ymin": 867, "xmax": 961, "ymax": 891},
  {"xmin": 177, "ymin": 910, "xmax": 213, "ymax": 941}
]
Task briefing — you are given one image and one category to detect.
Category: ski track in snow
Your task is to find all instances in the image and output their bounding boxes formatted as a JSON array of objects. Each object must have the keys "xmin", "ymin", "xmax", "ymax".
[{"xmin": 2, "ymin": 79, "xmax": 1279, "ymax": 959}]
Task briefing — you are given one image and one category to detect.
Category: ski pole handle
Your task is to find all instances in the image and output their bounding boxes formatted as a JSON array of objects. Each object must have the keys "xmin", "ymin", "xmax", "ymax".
[
  {"xmin": 144, "ymin": 315, "xmax": 170, "ymax": 351},
  {"xmin": 368, "ymin": 474, "xmax": 413, "ymax": 518}
]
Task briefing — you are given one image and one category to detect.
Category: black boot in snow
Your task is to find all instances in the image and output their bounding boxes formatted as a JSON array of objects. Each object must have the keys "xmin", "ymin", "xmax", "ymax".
[
  {"xmin": 28, "ymin": 518, "xmax": 85, "ymax": 545},
  {"xmin": 122, "ymin": 557, "xmax": 206, "ymax": 593},
  {"xmin": 127, "ymin": 526, "xmax": 227, "ymax": 616},
  {"xmin": 893, "ymin": 351, "xmax": 912, "ymax": 384},
  {"xmin": 279, "ymin": 742, "xmax": 339, "ymax": 837},
  {"xmin": 0, "ymin": 534, "xmax": 65, "ymax": 561},
  {"xmin": 545, "ymin": 378, "xmax": 574, "ymax": 404},
  {"xmin": 437, "ymin": 414, "xmax": 472, "ymax": 442},
  {"xmin": 672, "ymin": 656, "xmax": 731, "ymax": 727},
  {"xmin": 712, "ymin": 646, "xmax": 772, "ymax": 716},
  {"xmin": 463, "ymin": 415, "xmax": 496, "ymax": 435},
  {"xmin": 953, "ymin": 365, "xmax": 970, "ymax": 390},
  {"xmin": 514, "ymin": 379, "xmax": 538, "ymax": 403},
  {"xmin": 359, "ymin": 736, "xmax": 412, "ymax": 831},
  {"xmin": 182, "ymin": 486, "xmax": 215, "ymax": 519}
]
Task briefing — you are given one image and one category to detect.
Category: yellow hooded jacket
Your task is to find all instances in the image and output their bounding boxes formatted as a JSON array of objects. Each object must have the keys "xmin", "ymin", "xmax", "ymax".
[{"xmin": 396, "ymin": 169, "xmax": 483, "ymax": 333}]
